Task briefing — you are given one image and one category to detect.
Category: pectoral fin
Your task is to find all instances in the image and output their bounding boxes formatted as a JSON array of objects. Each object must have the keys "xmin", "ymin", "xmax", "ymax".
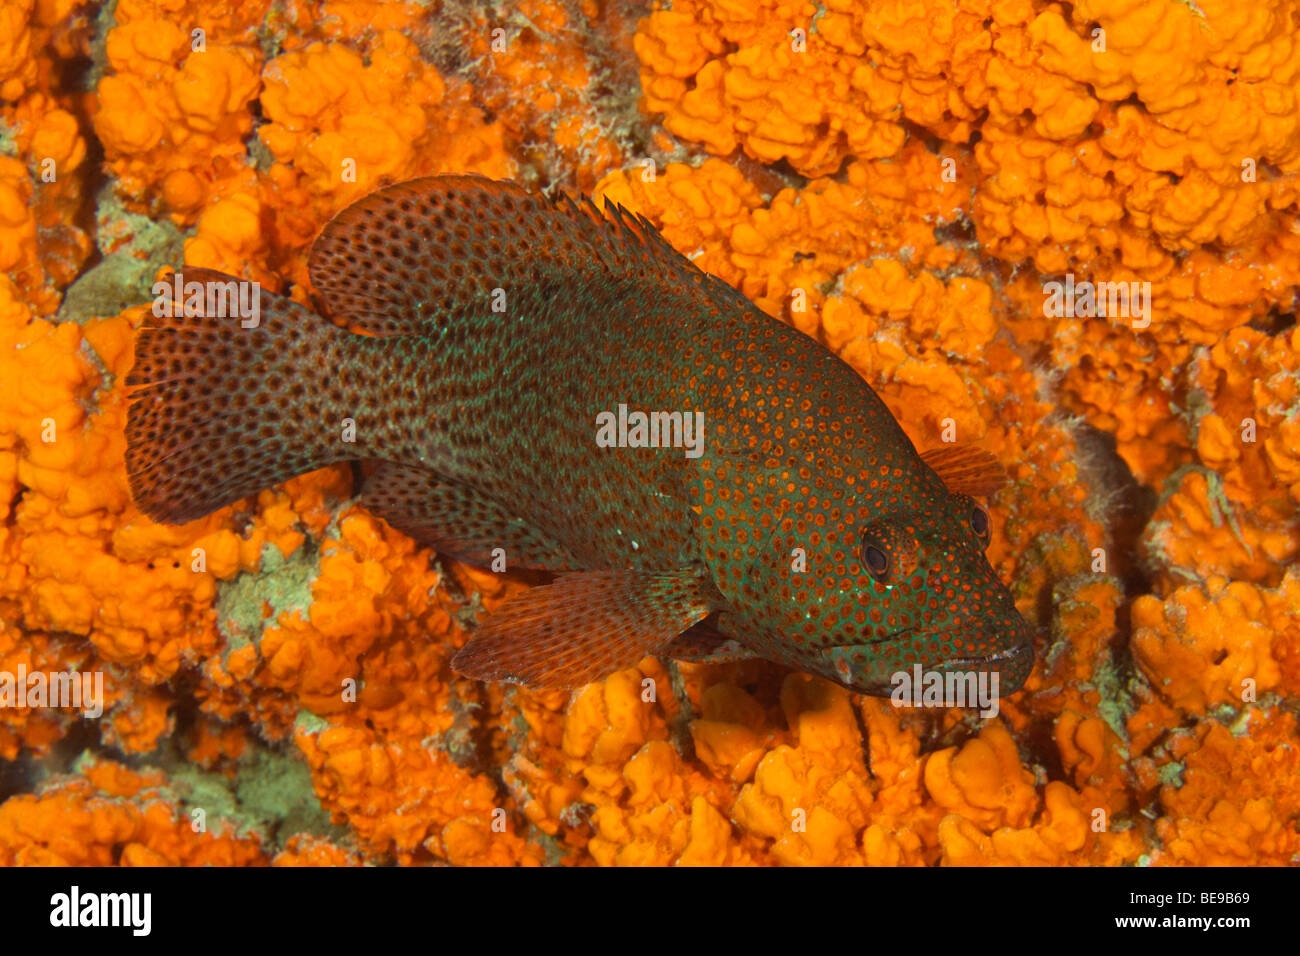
[{"xmin": 451, "ymin": 569, "xmax": 720, "ymax": 688}]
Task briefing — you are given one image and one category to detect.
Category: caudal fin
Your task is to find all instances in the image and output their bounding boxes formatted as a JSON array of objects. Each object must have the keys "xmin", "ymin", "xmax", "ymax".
[{"xmin": 126, "ymin": 268, "xmax": 367, "ymax": 524}]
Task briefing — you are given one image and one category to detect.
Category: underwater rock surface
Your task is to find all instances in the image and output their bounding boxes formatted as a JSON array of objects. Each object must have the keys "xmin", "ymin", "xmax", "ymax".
[{"xmin": 0, "ymin": 0, "xmax": 1297, "ymax": 865}]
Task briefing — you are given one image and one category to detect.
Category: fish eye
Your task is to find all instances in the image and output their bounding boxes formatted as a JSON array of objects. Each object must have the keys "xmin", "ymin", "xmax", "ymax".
[
  {"xmin": 971, "ymin": 505, "xmax": 990, "ymax": 541},
  {"xmin": 862, "ymin": 545, "xmax": 889, "ymax": 580}
]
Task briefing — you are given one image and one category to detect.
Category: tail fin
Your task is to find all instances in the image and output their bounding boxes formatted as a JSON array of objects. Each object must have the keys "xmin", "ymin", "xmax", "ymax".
[{"xmin": 126, "ymin": 268, "xmax": 368, "ymax": 524}]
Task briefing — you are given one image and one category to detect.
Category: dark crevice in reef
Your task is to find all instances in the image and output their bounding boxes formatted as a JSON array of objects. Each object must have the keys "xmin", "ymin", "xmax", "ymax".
[
  {"xmin": 1249, "ymin": 306, "xmax": 1297, "ymax": 335},
  {"xmin": 1073, "ymin": 422, "xmax": 1158, "ymax": 602},
  {"xmin": 933, "ymin": 215, "xmax": 978, "ymax": 246},
  {"xmin": 1002, "ymin": 418, "xmax": 1160, "ymax": 785},
  {"xmin": 733, "ymin": 153, "xmax": 809, "ymax": 198},
  {"xmin": 64, "ymin": 0, "xmax": 114, "ymax": 259},
  {"xmin": 1020, "ymin": 718, "xmax": 1067, "ymax": 783},
  {"xmin": 33, "ymin": 45, "xmax": 108, "ymax": 298},
  {"xmin": 0, "ymin": 750, "xmax": 35, "ymax": 802},
  {"xmin": 441, "ymin": 677, "xmax": 497, "ymax": 777},
  {"xmin": 849, "ymin": 696, "xmax": 874, "ymax": 767},
  {"xmin": 911, "ymin": 123, "xmax": 945, "ymax": 154},
  {"xmin": 1031, "ymin": 569, "xmax": 1057, "ymax": 638},
  {"xmin": 66, "ymin": 131, "xmax": 107, "ymax": 261},
  {"xmin": 6, "ymin": 717, "xmax": 103, "ymax": 799},
  {"xmin": 1071, "ymin": 422, "xmax": 1159, "ymax": 725}
]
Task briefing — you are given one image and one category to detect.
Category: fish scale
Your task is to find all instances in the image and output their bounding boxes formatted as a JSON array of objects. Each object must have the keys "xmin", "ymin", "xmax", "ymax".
[{"xmin": 126, "ymin": 174, "xmax": 1035, "ymax": 697}]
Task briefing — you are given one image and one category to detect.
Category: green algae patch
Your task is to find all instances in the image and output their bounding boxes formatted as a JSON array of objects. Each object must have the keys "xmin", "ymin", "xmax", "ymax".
[
  {"xmin": 168, "ymin": 746, "xmax": 347, "ymax": 850},
  {"xmin": 69, "ymin": 744, "xmax": 347, "ymax": 852},
  {"xmin": 216, "ymin": 541, "xmax": 319, "ymax": 656},
  {"xmin": 56, "ymin": 186, "xmax": 185, "ymax": 327}
]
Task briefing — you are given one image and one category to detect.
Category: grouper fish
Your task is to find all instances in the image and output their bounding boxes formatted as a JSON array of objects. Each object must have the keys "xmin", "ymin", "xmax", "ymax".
[{"xmin": 125, "ymin": 175, "xmax": 1036, "ymax": 697}]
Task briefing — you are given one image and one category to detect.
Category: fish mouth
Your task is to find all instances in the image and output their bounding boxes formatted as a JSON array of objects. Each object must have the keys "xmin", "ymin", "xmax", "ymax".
[
  {"xmin": 820, "ymin": 631, "xmax": 1035, "ymax": 695},
  {"xmin": 821, "ymin": 642, "xmax": 1031, "ymax": 672},
  {"xmin": 825, "ymin": 630, "xmax": 1033, "ymax": 668},
  {"xmin": 933, "ymin": 642, "xmax": 1034, "ymax": 671}
]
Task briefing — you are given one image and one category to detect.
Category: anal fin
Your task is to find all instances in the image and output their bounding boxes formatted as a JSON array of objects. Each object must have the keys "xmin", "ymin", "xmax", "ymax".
[
  {"xmin": 452, "ymin": 569, "xmax": 719, "ymax": 688},
  {"xmin": 362, "ymin": 461, "xmax": 580, "ymax": 571}
]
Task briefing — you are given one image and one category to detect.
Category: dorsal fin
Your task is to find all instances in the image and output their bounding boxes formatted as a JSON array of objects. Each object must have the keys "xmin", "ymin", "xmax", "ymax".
[
  {"xmin": 920, "ymin": 445, "xmax": 1006, "ymax": 498},
  {"xmin": 307, "ymin": 174, "xmax": 746, "ymax": 336}
]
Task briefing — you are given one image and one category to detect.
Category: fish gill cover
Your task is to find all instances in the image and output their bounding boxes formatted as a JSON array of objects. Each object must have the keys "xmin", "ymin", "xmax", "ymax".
[{"xmin": 0, "ymin": 0, "xmax": 1296, "ymax": 868}]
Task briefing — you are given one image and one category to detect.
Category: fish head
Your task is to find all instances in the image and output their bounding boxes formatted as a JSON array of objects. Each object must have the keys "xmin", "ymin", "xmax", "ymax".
[
  {"xmin": 824, "ymin": 489, "xmax": 1035, "ymax": 696},
  {"xmin": 738, "ymin": 485, "xmax": 1035, "ymax": 699}
]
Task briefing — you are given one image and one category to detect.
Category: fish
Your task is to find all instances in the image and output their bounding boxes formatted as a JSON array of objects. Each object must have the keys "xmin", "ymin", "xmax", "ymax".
[{"xmin": 125, "ymin": 174, "xmax": 1036, "ymax": 699}]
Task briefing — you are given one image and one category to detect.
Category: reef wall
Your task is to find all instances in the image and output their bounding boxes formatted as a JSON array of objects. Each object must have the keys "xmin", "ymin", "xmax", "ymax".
[{"xmin": 0, "ymin": 0, "xmax": 1297, "ymax": 865}]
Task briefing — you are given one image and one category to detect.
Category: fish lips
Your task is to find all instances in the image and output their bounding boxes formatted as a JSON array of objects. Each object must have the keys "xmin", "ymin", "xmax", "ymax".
[
  {"xmin": 929, "ymin": 640, "xmax": 1035, "ymax": 693},
  {"xmin": 820, "ymin": 634, "xmax": 1035, "ymax": 698}
]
